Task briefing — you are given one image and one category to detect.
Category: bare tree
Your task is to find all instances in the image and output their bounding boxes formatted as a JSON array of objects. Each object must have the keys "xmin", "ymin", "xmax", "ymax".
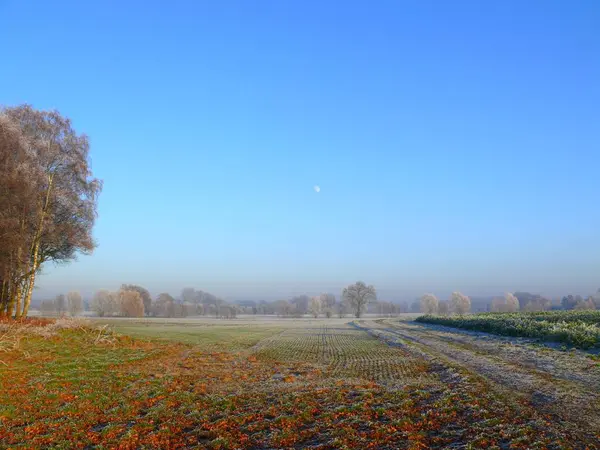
[
  {"xmin": 67, "ymin": 291, "xmax": 83, "ymax": 316},
  {"xmin": 419, "ymin": 294, "xmax": 439, "ymax": 314},
  {"xmin": 290, "ymin": 295, "xmax": 310, "ymax": 315},
  {"xmin": 320, "ymin": 293, "xmax": 336, "ymax": 309},
  {"xmin": 450, "ymin": 292, "xmax": 471, "ymax": 315},
  {"xmin": 118, "ymin": 289, "xmax": 144, "ymax": 317},
  {"xmin": 336, "ymin": 300, "xmax": 349, "ymax": 318},
  {"xmin": 343, "ymin": 281, "xmax": 376, "ymax": 318},
  {"xmin": 90, "ymin": 289, "xmax": 117, "ymax": 317},
  {"xmin": 574, "ymin": 297, "xmax": 596, "ymax": 310},
  {"xmin": 121, "ymin": 284, "xmax": 151, "ymax": 315},
  {"xmin": 505, "ymin": 293, "xmax": 519, "ymax": 312},
  {"xmin": 40, "ymin": 299, "xmax": 56, "ymax": 316},
  {"xmin": 309, "ymin": 296, "xmax": 322, "ymax": 318},
  {"xmin": 153, "ymin": 293, "xmax": 175, "ymax": 318},
  {"xmin": 273, "ymin": 299, "xmax": 292, "ymax": 317},
  {"xmin": 55, "ymin": 294, "xmax": 66, "ymax": 316}
]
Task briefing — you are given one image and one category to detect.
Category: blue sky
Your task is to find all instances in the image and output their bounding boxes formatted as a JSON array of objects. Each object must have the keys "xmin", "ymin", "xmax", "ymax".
[{"xmin": 1, "ymin": 1, "xmax": 599, "ymax": 301}]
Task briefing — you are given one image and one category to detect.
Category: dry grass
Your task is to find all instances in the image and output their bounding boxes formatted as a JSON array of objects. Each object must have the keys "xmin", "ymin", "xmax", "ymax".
[{"xmin": 0, "ymin": 317, "xmax": 117, "ymax": 357}]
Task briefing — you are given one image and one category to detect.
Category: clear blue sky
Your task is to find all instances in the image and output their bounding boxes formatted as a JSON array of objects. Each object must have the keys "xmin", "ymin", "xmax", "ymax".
[{"xmin": 2, "ymin": 1, "xmax": 599, "ymax": 301}]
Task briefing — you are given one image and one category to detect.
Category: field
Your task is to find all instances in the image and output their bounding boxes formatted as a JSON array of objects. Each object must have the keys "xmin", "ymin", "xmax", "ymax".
[
  {"xmin": 1, "ymin": 316, "xmax": 599, "ymax": 448},
  {"xmin": 416, "ymin": 310, "xmax": 600, "ymax": 349}
]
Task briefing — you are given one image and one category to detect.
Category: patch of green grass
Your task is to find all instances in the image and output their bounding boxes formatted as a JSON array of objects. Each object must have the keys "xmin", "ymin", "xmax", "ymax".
[{"xmin": 94, "ymin": 321, "xmax": 283, "ymax": 351}]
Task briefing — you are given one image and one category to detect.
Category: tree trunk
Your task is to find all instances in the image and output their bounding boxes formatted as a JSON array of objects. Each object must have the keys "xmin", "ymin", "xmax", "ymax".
[
  {"xmin": 17, "ymin": 174, "xmax": 53, "ymax": 320},
  {"xmin": 21, "ymin": 242, "xmax": 40, "ymax": 318},
  {"xmin": 21, "ymin": 271, "xmax": 36, "ymax": 319},
  {"xmin": 7, "ymin": 282, "xmax": 20, "ymax": 319},
  {"xmin": 14, "ymin": 281, "xmax": 23, "ymax": 319}
]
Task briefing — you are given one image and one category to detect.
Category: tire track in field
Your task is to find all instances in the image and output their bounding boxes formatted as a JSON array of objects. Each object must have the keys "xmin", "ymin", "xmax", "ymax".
[{"xmin": 357, "ymin": 319, "xmax": 600, "ymax": 442}]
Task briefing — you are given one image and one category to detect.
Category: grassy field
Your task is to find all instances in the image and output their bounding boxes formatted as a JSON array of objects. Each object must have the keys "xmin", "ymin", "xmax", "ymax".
[
  {"xmin": 1, "ymin": 316, "xmax": 599, "ymax": 448},
  {"xmin": 416, "ymin": 310, "xmax": 600, "ymax": 349},
  {"xmin": 95, "ymin": 317, "xmax": 285, "ymax": 351}
]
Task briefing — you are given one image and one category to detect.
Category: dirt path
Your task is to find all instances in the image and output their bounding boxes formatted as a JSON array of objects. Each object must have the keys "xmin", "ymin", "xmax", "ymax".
[{"xmin": 356, "ymin": 318, "xmax": 600, "ymax": 443}]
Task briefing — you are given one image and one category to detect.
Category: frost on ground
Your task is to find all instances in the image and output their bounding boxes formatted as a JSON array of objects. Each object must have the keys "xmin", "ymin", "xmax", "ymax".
[{"xmin": 0, "ymin": 317, "xmax": 598, "ymax": 448}]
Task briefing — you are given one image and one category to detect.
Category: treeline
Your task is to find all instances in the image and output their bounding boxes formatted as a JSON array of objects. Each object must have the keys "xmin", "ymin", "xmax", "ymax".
[
  {"xmin": 86, "ymin": 286, "xmax": 237, "ymax": 319},
  {"xmin": 40, "ymin": 292, "xmax": 83, "ymax": 316},
  {"xmin": 38, "ymin": 281, "xmax": 391, "ymax": 319},
  {"xmin": 417, "ymin": 290, "xmax": 600, "ymax": 315},
  {"xmin": 0, "ymin": 105, "xmax": 101, "ymax": 319},
  {"xmin": 560, "ymin": 290, "xmax": 600, "ymax": 311}
]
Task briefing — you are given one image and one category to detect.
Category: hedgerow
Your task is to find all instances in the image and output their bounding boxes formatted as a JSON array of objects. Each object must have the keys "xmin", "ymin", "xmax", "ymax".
[{"xmin": 416, "ymin": 311, "xmax": 600, "ymax": 349}]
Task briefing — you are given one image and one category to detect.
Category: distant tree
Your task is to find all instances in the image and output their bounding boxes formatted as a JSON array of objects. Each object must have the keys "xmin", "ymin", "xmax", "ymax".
[
  {"xmin": 309, "ymin": 296, "xmax": 322, "ymax": 318},
  {"xmin": 55, "ymin": 294, "xmax": 66, "ymax": 316},
  {"xmin": 419, "ymin": 294, "xmax": 439, "ymax": 314},
  {"xmin": 67, "ymin": 291, "xmax": 83, "ymax": 316},
  {"xmin": 491, "ymin": 293, "xmax": 520, "ymax": 313},
  {"xmin": 181, "ymin": 287, "xmax": 196, "ymax": 304},
  {"xmin": 375, "ymin": 301, "xmax": 398, "ymax": 316},
  {"xmin": 593, "ymin": 289, "xmax": 600, "ymax": 309},
  {"xmin": 320, "ymin": 293, "xmax": 336, "ymax": 309},
  {"xmin": 118, "ymin": 289, "xmax": 144, "ymax": 317},
  {"xmin": 397, "ymin": 301, "xmax": 409, "ymax": 313},
  {"xmin": 90, "ymin": 289, "xmax": 117, "ymax": 317},
  {"xmin": 290, "ymin": 295, "xmax": 310, "ymax": 315},
  {"xmin": 438, "ymin": 300, "xmax": 449, "ymax": 315},
  {"xmin": 174, "ymin": 303, "xmax": 190, "ymax": 318},
  {"xmin": 515, "ymin": 292, "xmax": 551, "ymax": 312},
  {"xmin": 40, "ymin": 299, "xmax": 56, "ymax": 316},
  {"xmin": 201, "ymin": 303, "xmax": 212, "ymax": 316},
  {"xmin": 214, "ymin": 297, "xmax": 224, "ymax": 318},
  {"xmin": 343, "ymin": 281, "xmax": 376, "ymax": 318},
  {"xmin": 337, "ymin": 300, "xmax": 349, "ymax": 318},
  {"xmin": 219, "ymin": 305, "xmax": 236, "ymax": 319},
  {"xmin": 153, "ymin": 293, "xmax": 175, "ymax": 318},
  {"xmin": 562, "ymin": 295, "xmax": 577, "ymax": 310},
  {"xmin": 273, "ymin": 299, "xmax": 292, "ymax": 317},
  {"xmin": 324, "ymin": 308, "xmax": 333, "ymax": 318},
  {"xmin": 505, "ymin": 293, "xmax": 519, "ymax": 312},
  {"xmin": 201, "ymin": 292, "xmax": 216, "ymax": 307},
  {"xmin": 121, "ymin": 284, "xmax": 151, "ymax": 316},
  {"xmin": 574, "ymin": 297, "xmax": 596, "ymax": 310},
  {"xmin": 449, "ymin": 292, "xmax": 471, "ymax": 315}
]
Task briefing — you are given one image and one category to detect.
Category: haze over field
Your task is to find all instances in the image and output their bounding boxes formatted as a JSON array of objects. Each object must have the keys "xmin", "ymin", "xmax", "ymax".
[{"xmin": 1, "ymin": 1, "xmax": 599, "ymax": 301}]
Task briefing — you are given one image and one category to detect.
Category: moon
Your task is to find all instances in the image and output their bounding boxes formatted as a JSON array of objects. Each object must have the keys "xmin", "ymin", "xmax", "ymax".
[{"xmin": 313, "ymin": 185, "xmax": 321, "ymax": 193}]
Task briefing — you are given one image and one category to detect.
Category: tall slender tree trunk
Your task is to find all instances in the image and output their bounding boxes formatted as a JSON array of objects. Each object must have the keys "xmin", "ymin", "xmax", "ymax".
[
  {"xmin": 21, "ymin": 244, "xmax": 40, "ymax": 318},
  {"xmin": 17, "ymin": 174, "xmax": 53, "ymax": 320},
  {"xmin": 14, "ymin": 281, "xmax": 23, "ymax": 320}
]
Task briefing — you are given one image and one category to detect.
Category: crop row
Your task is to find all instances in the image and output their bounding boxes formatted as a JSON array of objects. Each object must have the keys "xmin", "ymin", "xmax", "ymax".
[
  {"xmin": 416, "ymin": 312, "xmax": 600, "ymax": 349},
  {"xmin": 255, "ymin": 326, "xmax": 431, "ymax": 383}
]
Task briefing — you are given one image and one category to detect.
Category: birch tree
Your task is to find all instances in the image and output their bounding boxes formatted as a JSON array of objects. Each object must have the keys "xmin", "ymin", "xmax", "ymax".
[{"xmin": 0, "ymin": 105, "xmax": 101, "ymax": 319}]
